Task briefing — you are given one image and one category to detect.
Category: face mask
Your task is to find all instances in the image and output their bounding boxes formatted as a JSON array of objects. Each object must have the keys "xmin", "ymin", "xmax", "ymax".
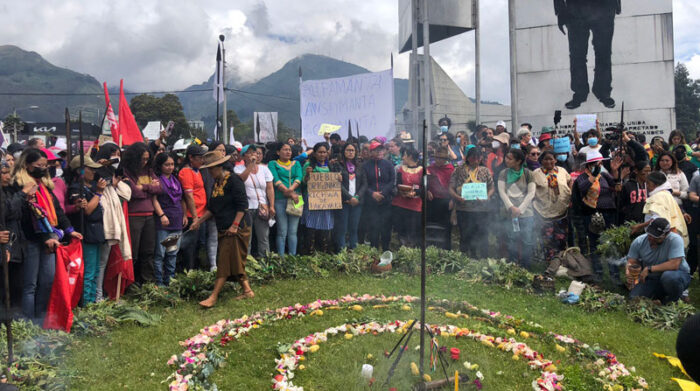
[
  {"xmin": 29, "ymin": 167, "xmax": 47, "ymax": 179},
  {"xmin": 492, "ymin": 141, "xmax": 501, "ymax": 149},
  {"xmin": 456, "ymin": 136, "xmax": 461, "ymax": 145},
  {"xmin": 556, "ymin": 155, "xmax": 568, "ymax": 162},
  {"xmin": 511, "ymin": 144, "xmax": 521, "ymax": 150},
  {"xmin": 440, "ymin": 126, "xmax": 449, "ymax": 133},
  {"xmin": 49, "ymin": 166, "xmax": 57, "ymax": 178},
  {"xmin": 56, "ymin": 168, "xmax": 63, "ymax": 178},
  {"xmin": 591, "ymin": 165, "xmax": 602, "ymax": 176},
  {"xmin": 588, "ymin": 137, "xmax": 599, "ymax": 147},
  {"xmin": 112, "ymin": 157, "xmax": 120, "ymax": 170}
]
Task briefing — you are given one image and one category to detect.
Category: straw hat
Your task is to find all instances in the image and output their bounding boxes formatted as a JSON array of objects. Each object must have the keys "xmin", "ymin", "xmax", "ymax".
[{"xmin": 201, "ymin": 151, "xmax": 230, "ymax": 168}]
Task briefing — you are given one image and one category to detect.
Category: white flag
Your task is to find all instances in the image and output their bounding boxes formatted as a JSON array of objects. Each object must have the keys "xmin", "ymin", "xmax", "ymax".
[
  {"xmin": 229, "ymin": 126, "xmax": 235, "ymax": 144},
  {"xmin": 213, "ymin": 41, "xmax": 224, "ymax": 103}
]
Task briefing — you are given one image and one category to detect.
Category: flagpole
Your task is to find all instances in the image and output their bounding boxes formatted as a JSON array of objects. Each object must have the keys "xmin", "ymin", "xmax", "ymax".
[
  {"xmin": 220, "ymin": 35, "xmax": 227, "ymax": 143},
  {"xmin": 65, "ymin": 108, "xmax": 72, "ymax": 165},
  {"xmin": 299, "ymin": 66, "xmax": 303, "ymax": 141},
  {"xmin": 79, "ymin": 111, "xmax": 85, "ymax": 235},
  {"xmin": 1, "ymin": 159, "xmax": 12, "ymax": 379},
  {"xmin": 215, "ymin": 43, "xmax": 221, "ymax": 141}
]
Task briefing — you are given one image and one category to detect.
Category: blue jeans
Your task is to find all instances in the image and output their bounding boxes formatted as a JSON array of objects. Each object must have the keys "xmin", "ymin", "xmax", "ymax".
[
  {"xmin": 334, "ymin": 204, "xmax": 362, "ymax": 250},
  {"xmin": 22, "ymin": 241, "xmax": 56, "ymax": 323},
  {"xmin": 630, "ymin": 271, "xmax": 691, "ymax": 304},
  {"xmin": 275, "ymin": 198, "xmax": 300, "ymax": 256},
  {"xmin": 505, "ymin": 216, "xmax": 534, "ymax": 269},
  {"xmin": 82, "ymin": 243, "xmax": 101, "ymax": 304},
  {"xmin": 155, "ymin": 229, "xmax": 181, "ymax": 285}
]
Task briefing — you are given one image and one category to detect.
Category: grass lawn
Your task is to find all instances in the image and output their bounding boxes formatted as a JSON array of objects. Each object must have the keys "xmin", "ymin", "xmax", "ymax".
[{"xmin": 62, "ymin": 273, "xmax": 691, "ymax": 390}]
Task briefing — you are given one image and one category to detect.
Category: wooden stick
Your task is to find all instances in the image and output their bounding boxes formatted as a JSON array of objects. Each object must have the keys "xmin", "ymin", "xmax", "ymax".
[{"xmin": 115, "ymin": 273, "xmax": 122, "ymax": 301}]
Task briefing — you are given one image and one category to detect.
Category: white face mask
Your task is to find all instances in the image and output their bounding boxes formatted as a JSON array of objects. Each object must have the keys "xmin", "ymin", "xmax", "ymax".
[
  {"xmin": 492, "ymin": 141, "xmax": 501, "ymax": 149},
  {"xmin": 55, "ymin": 168, "xmax": 63, "ymax": 178},
  {"xmin": 112, "ymin": 157, "xmax": 120, "ymax": 169}
]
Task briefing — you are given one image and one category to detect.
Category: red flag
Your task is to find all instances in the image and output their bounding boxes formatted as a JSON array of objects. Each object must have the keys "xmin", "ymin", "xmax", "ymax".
[
  {"xmin": 104, "ymin": 201, "xmax": 134, "ymax": 299},
  {"xmin": 117, "ymin": 79, "xmax": 143, "ymax": 146},
  {"xmin": 44, "ymin": 239, "xmax": 84, "ymax": 332},
  {"xmin": 103, "ymin": 82, "xmax": 119, "ymax": 142}
]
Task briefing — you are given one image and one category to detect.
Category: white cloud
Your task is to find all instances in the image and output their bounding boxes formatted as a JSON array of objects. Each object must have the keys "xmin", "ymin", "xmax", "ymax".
[
  {"xmin": 686, "ymin": 54, "xmax": 700, "ymax": 80},
  {"xmin": 0, "ymin": 0, "xmax": 698, "ymax": 105}
]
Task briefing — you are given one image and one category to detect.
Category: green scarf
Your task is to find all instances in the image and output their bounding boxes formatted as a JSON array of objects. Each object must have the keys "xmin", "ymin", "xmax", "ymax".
[{"xmin": 506, "ymin": 166, "xmax": 524, "ymax": 184}]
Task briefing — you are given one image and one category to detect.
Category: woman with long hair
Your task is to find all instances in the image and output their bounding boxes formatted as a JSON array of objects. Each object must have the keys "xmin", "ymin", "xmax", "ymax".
[
  {"xmin": 235, "ymin": 145, "xmax": 275, "ymax": 258},
  {"xmin": 191, "ymin": 152, "xmax": 253, "ymax": 307},
  {"xmin": 13, "ymin": 148, "xmax": 82, "ymax": 322},
  {"xmin": 152, "ymin": 153, "xmax": 187, "ymax": 285},
  {"xmin": 532, "ymin": 150, "xmax": 572, "ymax": 264},
  {"xmin": 655, "ymin": 151, "xmax": 689, "ymax": 207},
  {"xmin": 65, "ymin": 155, "xmax": 107, "ymax": 304},
  {"xmin": 497, "ymin": 148, "xmax": 536, "ymax": 269},
  {"xmin": 391, "ymin": 147, "xmax": 424, "ymax": 247},
  {"xmin": 331, "ymin": 143, "xmax": 367, "ymax": 251},
  {"xmin": 268, "ymin": 142, "xmax": 303, "ymax": 256},
  {"xmin": 301, "ymin": 142, "xmax": 334, "ymax": 253},
  {"xmin": 121, "ymin": 142, "xmax": 162, "ymax": 283}
]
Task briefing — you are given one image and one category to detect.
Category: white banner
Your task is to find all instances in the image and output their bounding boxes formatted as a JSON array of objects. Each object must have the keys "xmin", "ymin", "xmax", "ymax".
[
  {"xmin": 300, "ymin": 69, "xmax": 395, "ymax": 145},
  {"xmin": 254, "ymin": 112, "xmax": 278, "ymax": 143}
]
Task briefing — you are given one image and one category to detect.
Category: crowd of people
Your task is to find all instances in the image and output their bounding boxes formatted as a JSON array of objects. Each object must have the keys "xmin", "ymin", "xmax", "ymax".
[{"xmin": 0, "ymin": 120, "xmax": 697, "ymax": 320}]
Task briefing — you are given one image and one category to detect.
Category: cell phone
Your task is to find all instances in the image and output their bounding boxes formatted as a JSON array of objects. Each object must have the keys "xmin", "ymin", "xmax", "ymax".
[{"xmin": 109, "ymin": 158, "xmax": 120, "ymax": 165}]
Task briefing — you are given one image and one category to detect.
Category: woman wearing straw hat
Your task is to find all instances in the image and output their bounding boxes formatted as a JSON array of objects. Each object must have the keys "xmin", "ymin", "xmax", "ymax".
[{"xmin": 190, "ymin": 151, "xmax": 253, "ymax": 307}]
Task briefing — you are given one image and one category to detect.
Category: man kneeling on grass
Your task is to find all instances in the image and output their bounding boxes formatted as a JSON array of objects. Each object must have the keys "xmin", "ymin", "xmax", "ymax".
[{"xmin": 626, "ymin": 218, "xmax": 691, "ymax": 304}]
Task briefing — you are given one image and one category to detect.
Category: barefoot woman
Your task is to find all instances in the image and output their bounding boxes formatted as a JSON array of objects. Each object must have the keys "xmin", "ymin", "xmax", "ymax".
[{"xmin": 191, "ymin": 151, "xmax": 254, "ymax": 307}]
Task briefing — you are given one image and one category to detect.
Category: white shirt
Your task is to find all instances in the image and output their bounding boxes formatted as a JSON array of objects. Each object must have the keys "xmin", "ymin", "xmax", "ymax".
[
  {"xmin": 234, "ymin": 164, "xmax": 273, "ymax": 209},
  {"xmin": 348, "ymin": 176, "xmax": 356, "ymax": 197}
]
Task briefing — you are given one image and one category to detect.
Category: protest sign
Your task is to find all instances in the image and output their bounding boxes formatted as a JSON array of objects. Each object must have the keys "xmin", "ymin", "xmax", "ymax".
[
  {"xmin": 552, "ymin": 137, "xmax": 571, "ymax": 154},
  {"xmin": 308, "ymin": 172, "xmax": 342, "ymax": 210},
  {"xmin": 318, "ymin": 123, "xmax": 341, "ymax": 135},
  {"xmin": 300, "ymin": 69, "xmax": 395, "ymax": 144},
  {"xmin": 575, "ymin": 114, "xmax": 597, "ymax": 135},
  {"xmin": 461, "ymin": 182, "xmax": 488, "ymax": 201}
]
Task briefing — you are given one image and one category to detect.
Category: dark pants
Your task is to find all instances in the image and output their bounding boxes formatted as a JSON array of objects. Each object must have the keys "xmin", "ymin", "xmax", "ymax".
[
  {"xmin": 366, "ymin": 202, "xmax": 392, "ymax": 251},
  {"xmin": 428, "ymin": 198, "xmax": 452, "ymax": 250},
  {"xmin": 506, "ymin": 216, "xmax": 534, "ymax": 269},
  {"xmin": 179, "ymin": 217, "xmax": 200, "ymax": 271},
  {"xmin": 334, "ymin": 204, "xmax": 363, "ymax": 250},
  {"xmin": 128, "ymin": 215, "xmax": 156, "ymax": 283},
  {"xmin": 630, "ymin": 271, "xmax": 691, "ymax": 304},
  {"xmin": 583, "ymin": 210, "xmax": 618, "ymax": 279},
  {"xmin": 566, "ymin": 12, "xmax": 615, "ymax": 100},
  {"xmin": 22, "ymin": 241, "xmax": 54, "ymax": 323},
  {"xmin": 457, "ymin": 210, "xmax": 490, "ymax": 258},
  {"xmin": 303, "ymin": 228, "xmax": 331, "ymax": 254},
  {"xmin": 392, "ymin": 206, "xmax": 421, "ymax": 247},
  {"xmin": 688, "ymin": 208, "xmax": 699, "ymax": 275}
]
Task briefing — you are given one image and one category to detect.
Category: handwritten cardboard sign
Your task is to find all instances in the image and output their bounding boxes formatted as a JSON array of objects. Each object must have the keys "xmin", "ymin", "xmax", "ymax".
[
  {"xmin": 461, "ymin": 182, "xmax": 488, "ymax": 201},
  {"xmin": 575, "ymin": 114, "xmax": 597, "ymax": 135},
  {"xmin": 308, "ymin": 172, "xmax": 342, "ymax": 210},
  {"xmin": 317, "ymin": 123, "xmax": 341, "ymax": 136}
]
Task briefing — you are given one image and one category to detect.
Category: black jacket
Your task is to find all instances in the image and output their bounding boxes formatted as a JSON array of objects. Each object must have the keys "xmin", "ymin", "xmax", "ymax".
[
  {"xmin": 66, "ymin": 182, "xmax": 105, "ymax": 244},
  {"xmin": 361, "ymin": 158, "xmax": 395, "ymax": 206},
  {"xmin": 13, "ymin": 182, "xmax": 73, "ymax": 245},
  {"xmin": 2, "ymin": 185, "xmax": 26, "ymax": 263},
  {"xmin": 331, "ymin": 161, "xmax": 368, "ymax": 203}
]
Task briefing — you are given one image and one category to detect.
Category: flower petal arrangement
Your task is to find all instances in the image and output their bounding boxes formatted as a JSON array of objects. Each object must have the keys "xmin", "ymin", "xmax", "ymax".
[{"xmin": 166, "ymin": 294, "xmax": 648, "ymax": 391}]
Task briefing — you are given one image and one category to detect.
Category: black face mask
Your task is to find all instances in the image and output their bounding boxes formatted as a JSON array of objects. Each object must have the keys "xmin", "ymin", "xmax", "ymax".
[
  {"xmin": 48, "ymin": 166, "xmax": 57, "ymax": 178},
  {"xmin": 591, "ymin": 165, "xmax": 602, "ymax": 177},
  {"xmin": 29, "ymin": 167, "xmax": 47, "ymax": 178}
]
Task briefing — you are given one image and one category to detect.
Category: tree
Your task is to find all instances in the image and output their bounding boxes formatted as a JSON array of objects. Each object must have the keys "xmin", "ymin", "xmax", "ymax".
[
  {"xmin": 129, "ymin": 93, "xmax": 191, "ymax": 142},
  {"xmin": 2, "ymin": 113, "xmax": 24, "ymax": 137},
  {"xmin": 675, "ymin": 63, "xmax": 700, "ymax": 140},
  {"xmin": 226, "ymin": 109, "xmax": 253, "ymax": 142}
]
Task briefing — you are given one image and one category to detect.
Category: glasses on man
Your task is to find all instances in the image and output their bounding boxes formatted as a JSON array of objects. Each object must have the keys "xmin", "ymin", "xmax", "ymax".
[{"xmin": 440, "ymin": 138, "xmax": 448, "ymax": 142}]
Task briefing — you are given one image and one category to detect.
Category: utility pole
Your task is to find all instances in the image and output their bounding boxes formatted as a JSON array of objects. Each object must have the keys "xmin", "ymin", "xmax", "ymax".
[
  {"xmin": 508, "ymin": 0, "xmax": 519, "ymax": 130},
  {"xmin": 474, "ymin": 0, "xmax": 481, "ymax": 127},
  {"xmin": 220, "ymin": 35, "xmax": 228, "ymax": 143}
]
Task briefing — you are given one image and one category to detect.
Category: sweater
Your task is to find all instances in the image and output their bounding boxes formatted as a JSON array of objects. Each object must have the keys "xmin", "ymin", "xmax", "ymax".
[
  {"xmin": 644, "ymin": 182, "xmax": 689, "ymax": 247},
  {"xmin": 532, "ymin": 167, "xmax": 571, "ymax": 219},
  {"xmin": 125, "ymin": 169, "xmax": 162, "ymax": 216},
  {"xmin": 497, "ymin": 168, "xmax": 536, "ymax": 217}
]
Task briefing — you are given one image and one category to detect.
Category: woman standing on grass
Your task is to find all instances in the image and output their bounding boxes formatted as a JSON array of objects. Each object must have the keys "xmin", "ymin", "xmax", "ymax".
[
  {"xmin": 497, "ymin": 148, "xmax": 536, "ymax": 269},
  {"xmin": 532, "ymin": 150, "xmax": 572, "ymax": 264},
  {"xmin": 152, "ymin": 153, "xmax": 187, "ymax": 286},
  {"xmin": 391, "ymin": 148, "xmax": 423, "ymax": 247},
  {"xmin": 301, "ymin": 142, "xmax": 335, "ymax": 254},
  {"xmin": 191, "ymin": 152, "xmax": 253, "ymax": 307},
  {"xmin": 331, "ymin": 143, "xmax": 367, "ymax": 251},
  {"xmin": 268, "ymin": 142, "xmax": 303, "ymax": 256}
]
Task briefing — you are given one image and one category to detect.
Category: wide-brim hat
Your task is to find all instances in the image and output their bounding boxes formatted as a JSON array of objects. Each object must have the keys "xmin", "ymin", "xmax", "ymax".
[
  {"xmin": 585, "ymin": 150, "xmax": 608, "ymax": 164},
  {"xmin": 399, "ymin": 131, "xmax": 415, "ymax": 143},
  {"xmin": 69, "ymin": 155, "xmax": 102, "ymax": 170},
  {"xmin": 201, "ymin": 151, "xmax": 230, "ymax": 168},
  {"xmin": 493, "ymin": 133, "xmax": 510, "ymax": 145}
]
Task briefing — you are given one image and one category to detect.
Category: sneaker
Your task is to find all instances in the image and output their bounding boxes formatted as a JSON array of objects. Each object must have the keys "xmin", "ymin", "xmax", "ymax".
[
  {"xmin": 681, "ymin": 289, "xmax": 690, "ymax": 303},
  {"xmin": 210, "ymin": 266, "xmax": 217, "ymax": 273}
]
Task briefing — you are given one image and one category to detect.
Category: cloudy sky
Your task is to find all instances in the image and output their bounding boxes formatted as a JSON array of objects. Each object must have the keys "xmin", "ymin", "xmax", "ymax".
[{"xmin": 2, "ymin": 0, "xmax": 699, "ymax": 105}]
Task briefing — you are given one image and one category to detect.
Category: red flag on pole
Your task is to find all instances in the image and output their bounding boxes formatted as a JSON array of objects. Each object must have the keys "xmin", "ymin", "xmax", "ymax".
[
  {"xmin": 117, "ymin": 79, "xmax": 143, "ymax": 146},
  {"xmin": 43, "ymin": 239, "xmax": 84, "ymax": 332},
  {"xmin": 104, "ymin": 201, "xmax": 134, "ymax": 300},
  {"xmin": 103, "ymin": 82, "xmax": 119, "ymax": 141}
]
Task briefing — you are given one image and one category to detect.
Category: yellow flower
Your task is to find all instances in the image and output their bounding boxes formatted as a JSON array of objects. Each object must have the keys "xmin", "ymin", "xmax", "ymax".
[
  {"xmin": 350, "ymin": 305, "xmax": 363, "ymax": 312},
  {"xmin": 555, "ymin": 344, "xmax": 566, "ymax": 353},
  {"xmin": 344, "ymin": 333, "xmax": 354, "ymax": 340},
  {"xmin": 445, "ymin": 312, "xmax": 458, "ymax": 319},
  {"xmin": 411, "ymin": 362, "xmax": 419, "ymax": 376},
  {"xmin": 309, "ymin": 345, "xmax": 320, "ymax": 353},
  {"xmin": 310, "ymin": 310, "xmax": 323, "ymax": 316},
  {"xmin": 401, "ymin": 305, "xmax": 412, "ymax": 311},
  {"xmin": 544, "ymin": 364, "xmax": 557, "ymax": 372},
  {"xmin": 366, "ymin": 354, "xmax": 373, "ymax": 360},
  {"xmin": 507, "ymin": 328, "xmax": 516, "ymax": 335},
  {"xmin": 298, "ymin": 365, "xmax": 306, "ymax": 370},
  {"xmin": 372, "ymin": 305, "xmax": 388, "ymax": 309},
  {"xmin": 423, "ymin": 374, "xmax": 432, "ymax": 382},
  {"xmin": 512, "ymin": 354, "xmax": 520, "ymax": 361},
  {"xmin": 519, "ymin": 331, "xmax": 530, "ymax": 339}
]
